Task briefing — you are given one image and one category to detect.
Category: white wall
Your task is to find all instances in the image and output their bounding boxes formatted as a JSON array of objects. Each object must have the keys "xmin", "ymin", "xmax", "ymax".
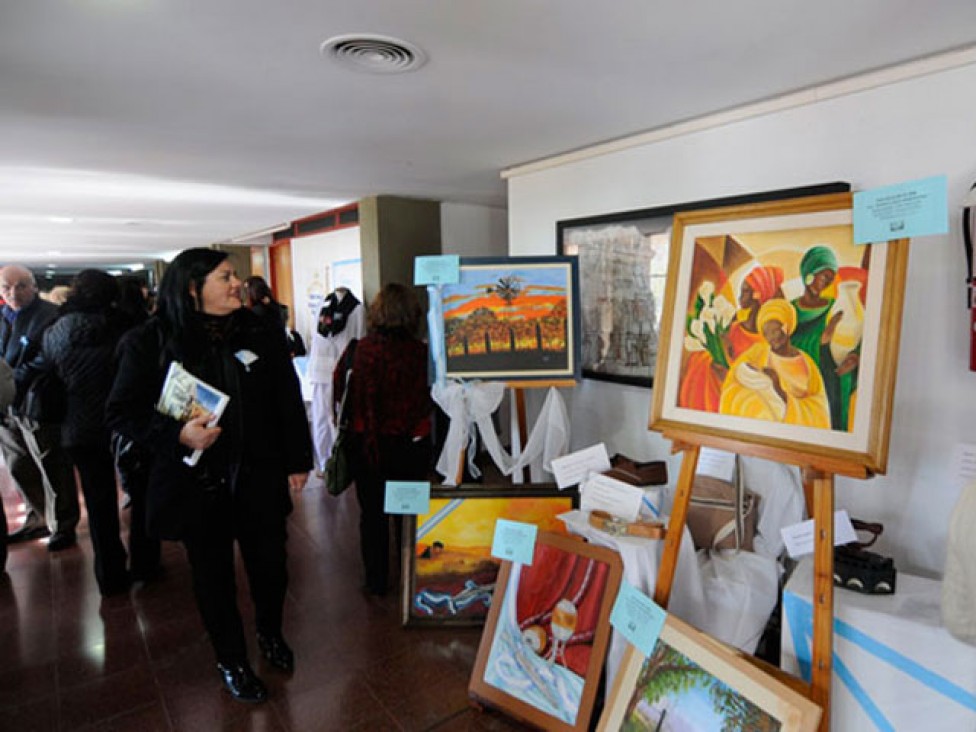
[
  {"xmin": 507, "ymin": 62, "xmax": 976, "ymax": 576},
  {"xmin": 290, "ymin": 227, "xmax": 362, "ymax": 347},
  {"xmin": 441, "ymin": 202, "xmax": 508, "ymax": 257}
]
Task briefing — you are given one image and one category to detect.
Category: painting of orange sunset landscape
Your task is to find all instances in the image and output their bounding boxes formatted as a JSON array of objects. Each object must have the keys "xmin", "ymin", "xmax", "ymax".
[
  {"xmin": 439, "ymin": 257, "xmax": 580, "ymax": 380},
  {"xmin": 401, "ymin": 488, "xmax": 577, "ymax": 627}
]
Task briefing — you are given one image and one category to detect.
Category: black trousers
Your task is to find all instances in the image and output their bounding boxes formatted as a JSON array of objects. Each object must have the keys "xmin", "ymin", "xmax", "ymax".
[
  {"xmin": 352, "ymin": 435, "xmax": 430, "ymax": 594},
  {"xmin": 0, "ymin": 495, "xmax": 7, "ymax": 572},
  {"xmin": 181, "ymin": 484, "xmax": 288, "ymax": 665},
  {"xmin": 68, "ymin": 445, "xmax": 128, "ymax": 593},
  {"xmin": 116, "ymin": 463, "xmax": 160, "ymax": 580}
]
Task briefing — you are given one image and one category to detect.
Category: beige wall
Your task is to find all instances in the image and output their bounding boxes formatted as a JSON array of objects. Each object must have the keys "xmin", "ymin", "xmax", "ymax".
[{"xmin": 359, "ymin": 195, "xmax": 441, "ymax": 305}]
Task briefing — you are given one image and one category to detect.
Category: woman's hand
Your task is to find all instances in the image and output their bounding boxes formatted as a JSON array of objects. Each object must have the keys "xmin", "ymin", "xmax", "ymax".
[
  {"xmin": 288, "ymin": 472, "xmax": 309, "ymax": 493},
  {"xmin": 178, "ymin": 414, "xmax": 221, "ymax": 451}
]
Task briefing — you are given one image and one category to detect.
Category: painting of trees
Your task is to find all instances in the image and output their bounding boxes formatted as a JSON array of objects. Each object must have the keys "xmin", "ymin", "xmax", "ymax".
[{"xmin": 621, "ymin": 640, "xmax": 781, "ymax": 731}]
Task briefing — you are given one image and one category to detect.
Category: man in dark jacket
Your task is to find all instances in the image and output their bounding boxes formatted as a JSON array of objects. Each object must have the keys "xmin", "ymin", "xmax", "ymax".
[{"xmin": 0, "ymin": 265, "xmax": 78, "ymax": 550}]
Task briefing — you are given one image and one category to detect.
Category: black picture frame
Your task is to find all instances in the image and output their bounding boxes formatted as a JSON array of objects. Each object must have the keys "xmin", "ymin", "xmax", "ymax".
[
  {"xmin": 556, "ymin": 182, "xmax": 850, "ymax": 387},
  {"xmin": 433, "ymin": 255, "xmax": 582, "ymax": 381}
]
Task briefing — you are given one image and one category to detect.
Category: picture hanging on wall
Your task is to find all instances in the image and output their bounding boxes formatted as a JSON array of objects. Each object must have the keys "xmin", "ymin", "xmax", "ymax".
[
  {"xmin": 597, "ymin": 613, "xmax": 821, "ymax": 731},
  {"xmin": 468, "ymin": 531, "xmax": 623, "ymax": 732},
  {"xmin": 557, "ymin": 212, "xmax": 671, "ymax": 387},
  {"xmin": 436, "ymin": 256, "xmax": 581, "ymax": 381},
  {"xmin": 556, "ymin": 183, "xmax": 850, "ymax": 388},
  {"xmin": 400, "ymin": 484, "xmax": 578, "ymax": 628},
  {"xmin": 650, "ymin": 191, "xmax": 909, "ymax": 474}
]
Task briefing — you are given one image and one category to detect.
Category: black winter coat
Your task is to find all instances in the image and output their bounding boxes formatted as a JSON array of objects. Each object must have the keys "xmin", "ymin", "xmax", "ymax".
[
  {"xmin": 43, "ymin": 311, "xmax": 129, "ymax": 448},
  {"xmin": 0, "ymin": 297, "xmax": 59, "ymax": 410},
  {"xmin": 105, "ymin": 309, "xmax": 313, "ymax": 540}
]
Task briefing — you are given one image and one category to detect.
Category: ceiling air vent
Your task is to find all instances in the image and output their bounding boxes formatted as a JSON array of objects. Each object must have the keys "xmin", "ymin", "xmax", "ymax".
[{"xmin": 320, "ymin": 34, "xmax": 427, "ymax": 74}]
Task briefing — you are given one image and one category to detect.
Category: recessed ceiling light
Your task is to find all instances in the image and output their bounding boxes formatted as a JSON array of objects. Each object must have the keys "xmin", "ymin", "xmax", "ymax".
[
  {"xmin": 48, "ymin": 216, "xmax": 74, "ymax": 224},
  {"xmin": 320, "ymin": 34, "xmax": 427, "ymax": 74},
  {"xmin": 46, "ymin": 250, "xmax": 62, "ymax": 256}
]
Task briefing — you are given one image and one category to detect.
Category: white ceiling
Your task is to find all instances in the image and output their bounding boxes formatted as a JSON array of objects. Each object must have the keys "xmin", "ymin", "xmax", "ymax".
[{"xmin": 2, "ymin": 1, "xmax": 976, "ymax": 270}]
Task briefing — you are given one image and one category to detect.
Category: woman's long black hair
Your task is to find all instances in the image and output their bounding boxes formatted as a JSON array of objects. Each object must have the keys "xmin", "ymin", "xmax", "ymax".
[{"xmin": 155, "ymin": 248, "xmax": 229, "ymax": 356}]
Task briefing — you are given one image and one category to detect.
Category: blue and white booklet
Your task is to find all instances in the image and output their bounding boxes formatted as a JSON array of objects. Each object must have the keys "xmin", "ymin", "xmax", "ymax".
[{"xmin": 155, "ymin": 361, "xmax": 230, "ymax": 467}]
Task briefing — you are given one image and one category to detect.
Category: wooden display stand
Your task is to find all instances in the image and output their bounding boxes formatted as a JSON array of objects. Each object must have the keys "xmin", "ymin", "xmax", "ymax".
[{"xmin": 651, "ymin": 433, "xmax": 873, "ymax": 732}]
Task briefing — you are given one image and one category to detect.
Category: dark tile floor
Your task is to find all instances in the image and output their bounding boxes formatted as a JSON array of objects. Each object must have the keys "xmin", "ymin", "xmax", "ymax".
[{"xmin": 0, "ymin": 475, "xmax": 531, "ymax": 731}]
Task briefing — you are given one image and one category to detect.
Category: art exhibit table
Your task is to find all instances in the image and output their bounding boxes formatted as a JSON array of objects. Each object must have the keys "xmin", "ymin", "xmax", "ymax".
[
  {"xmin": 559, "ymin": 509, "xmax": 707, "ymax": 693},
  {"xmin": 782, "ymin": 557, "xmax": 976, "ymax": 731}
]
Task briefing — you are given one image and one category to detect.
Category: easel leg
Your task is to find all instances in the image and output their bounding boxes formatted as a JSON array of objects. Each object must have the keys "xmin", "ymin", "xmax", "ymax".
[
  {"xmin": 653, "ymin": 444, "xmax": 700, "ymax": 608},
  {"xmin": 514, "ymin": 388, "xmax": 529, "ymax": 483},
  {"xmin": 808, "ymin": 470, "xmax": 835, "ymax": 732}
]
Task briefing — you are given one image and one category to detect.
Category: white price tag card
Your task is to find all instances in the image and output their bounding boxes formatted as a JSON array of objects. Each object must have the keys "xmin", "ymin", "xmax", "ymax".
[
  {"xmin": 781, "ymin": 509, "xmax": 858, "ymax": 559},
  {"xmin": 580, "ymin": 474, "xmax": 643, "ymax": 523},
  {"xmin": 550, "ymin": 443, "xmax": 611, "ymax": 490}
]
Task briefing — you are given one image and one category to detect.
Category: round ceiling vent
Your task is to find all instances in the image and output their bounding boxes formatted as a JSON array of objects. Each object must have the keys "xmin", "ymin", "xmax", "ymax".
[{"xmin": 320, "ymin": 34, "xmax": 427, "ymax": 74}]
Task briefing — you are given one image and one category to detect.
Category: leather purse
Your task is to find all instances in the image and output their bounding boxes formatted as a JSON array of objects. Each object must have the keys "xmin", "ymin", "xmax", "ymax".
[
  {"xmin": 325, "ymin": 340, "xmax": 357, "ymax": 497},
  {"xmin": 603, "ymin": 454, "xmax": 668, "ymax": 486},
  {"xmin": 686, "ymin": 456, "xmax": 759, "ymax": 552}
]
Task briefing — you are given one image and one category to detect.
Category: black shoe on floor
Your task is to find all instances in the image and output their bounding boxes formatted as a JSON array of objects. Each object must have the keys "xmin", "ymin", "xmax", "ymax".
[
  {"xmin": 46, "ymin": 530, "xmax": 76, "ymax": 552},
  {"xmin": 8, "ymin": 523, "xmax": 50, "ymax": 544},
  {"xmin": 216, "ymin": 662, "xmax": 268, "ymax": 703},
  {"xmin": 257, "ymin": 632, "xmax": 294, "ymax": 673}
]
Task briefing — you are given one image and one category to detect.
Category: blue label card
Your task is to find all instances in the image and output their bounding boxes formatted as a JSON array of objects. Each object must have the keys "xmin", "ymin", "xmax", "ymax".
[
  {"xmin": 384, "ymin": 481, "xmax": 431, "ymax": 515},
  {"xmin": 853, "ymin": 175, "xmax": 948, "ymax": 244},
  {"xmin": 414, "ymin": 255, "xmax": 460, "ymax": 285},
  {"xmin": 490, "ymin": 519, "xmax": 537, "ymax": 566},
  {"xmin": 610, "ymin": 581, "xmax": 667, "ymax": 657}
]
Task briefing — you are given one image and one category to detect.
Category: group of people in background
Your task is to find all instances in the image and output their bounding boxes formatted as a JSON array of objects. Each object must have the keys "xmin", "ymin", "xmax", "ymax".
[{"xmin": 0, "ymin": 251, "xmax": 433, "ymax": 704}]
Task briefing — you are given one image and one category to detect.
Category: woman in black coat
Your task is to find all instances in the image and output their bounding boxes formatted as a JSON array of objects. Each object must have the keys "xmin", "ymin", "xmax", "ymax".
[
  {"xmin": 43, "ymin": 270, "xmax": 132, "ymax": 594},
  {"xmin": 106, "ymin": 249, "xmax": 312, "ymax": 703}
]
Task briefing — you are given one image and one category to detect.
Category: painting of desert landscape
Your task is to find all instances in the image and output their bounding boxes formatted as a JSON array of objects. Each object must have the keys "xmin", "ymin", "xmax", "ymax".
[
  {"xmin": 440, "ymin": 258, "xmax": 579, "ymax": 380},
  {"xmin": 404, "ymin": 493, "xmax": 574, "ymax": 627},
  {"xmin": 622, "ymin": 640, "xmax": 781, "ymax": 732}
]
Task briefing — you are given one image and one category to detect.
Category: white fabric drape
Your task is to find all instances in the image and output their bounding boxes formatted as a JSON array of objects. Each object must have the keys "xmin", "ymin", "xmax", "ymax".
[{"xmin": 432, "ymin": 381, "xmax": 571, "ymax": 486}]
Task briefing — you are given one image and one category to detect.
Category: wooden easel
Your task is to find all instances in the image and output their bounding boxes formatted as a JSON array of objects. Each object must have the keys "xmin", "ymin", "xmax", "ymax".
[
  {"xmin": 454, "ymin": 379, "xmax": 576, "ymax": 484},
  {"xmin": 651, "ymin": 432, "xmax": 873, "ymax": 732}
]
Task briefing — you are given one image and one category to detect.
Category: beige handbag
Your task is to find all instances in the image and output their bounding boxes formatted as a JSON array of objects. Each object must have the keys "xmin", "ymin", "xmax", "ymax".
[{"xmin": 687, "ymin": 456, "xmax": 759, "ymax": 552}]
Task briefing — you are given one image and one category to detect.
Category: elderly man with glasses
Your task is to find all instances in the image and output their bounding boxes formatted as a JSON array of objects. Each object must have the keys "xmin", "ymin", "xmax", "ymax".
[{"xmin": 0, "ymin": 265, "xmax": 78, "ymax": 552}]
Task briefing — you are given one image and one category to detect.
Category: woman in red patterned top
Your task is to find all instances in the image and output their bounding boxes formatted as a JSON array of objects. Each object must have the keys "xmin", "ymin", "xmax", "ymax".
[{"xmin": 334, "ymin": 283, "xmax": 432, "ymax": 596}]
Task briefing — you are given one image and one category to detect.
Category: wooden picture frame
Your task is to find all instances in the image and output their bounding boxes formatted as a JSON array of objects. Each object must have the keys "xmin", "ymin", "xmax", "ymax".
[
  {"xmin": 650, "ymin": 192, "xmax": 908, "ymax": 475},
  {"xmin": 598, "ymin": 614, "xmax": 821, "ymax": 731},
  {"xmin": 556, "ymin": 183, "xmax": 850, "ymax": 388},
  {"xmin": 469, "ymin": 532, "xmax": 623, "ymax": 732},
  {"xmin": 436, "ymin": 256, "xmax": 582, "ymax": 381},
  {"xmin": 401, "ymin": 484, "xmax": 579, "ymax": 628}
]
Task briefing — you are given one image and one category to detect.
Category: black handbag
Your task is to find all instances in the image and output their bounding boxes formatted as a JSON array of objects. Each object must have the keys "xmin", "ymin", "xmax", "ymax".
[
  {"xmin": 21, "ymin": 368, "xmax": 67, "ymax": 423},
  {"xmin": 325, "ymin": 340, "xmax": 357, "ymax": 497}
]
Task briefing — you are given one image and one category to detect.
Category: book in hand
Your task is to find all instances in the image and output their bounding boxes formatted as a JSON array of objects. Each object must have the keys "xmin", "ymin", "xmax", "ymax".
[{"xmin": 156, "ymin": 362, "xmax": 230, "ymax": 467}]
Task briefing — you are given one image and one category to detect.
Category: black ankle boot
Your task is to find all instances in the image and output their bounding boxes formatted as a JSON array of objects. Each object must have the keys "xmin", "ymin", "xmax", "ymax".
[
  {"xmin": 216, "ymin": 662, "xmax": 268, "ymax": 703},
  {"xmin": 257, "ymin": 632, "xmax": 294, "ymax": 673}
]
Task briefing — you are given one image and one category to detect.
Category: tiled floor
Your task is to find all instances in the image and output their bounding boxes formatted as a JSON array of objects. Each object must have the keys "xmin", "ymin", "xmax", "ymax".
[{"xmin": 0, "ymin": 475, "xmax": 530, "ymax": 731}]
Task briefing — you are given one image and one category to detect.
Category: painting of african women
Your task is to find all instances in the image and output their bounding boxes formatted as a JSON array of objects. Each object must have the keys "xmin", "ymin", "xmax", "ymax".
[
  {"xmin": 481, "ymin": 541, "xmax": 613, "ymax": 726},
  {"xmin": 621, "ymin": 639, "xmax": 781, "ymax": 731},
  {"xmin": 676, "ymin": 222, "xmax": 870, "ymax": 434},
  {"xmin": 442, "ymin": 258, "xmax": 579, "ymax": 380},
  {"xmin": 404, "ymin": 493, "xmax": 573, "ymax": 627}
]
